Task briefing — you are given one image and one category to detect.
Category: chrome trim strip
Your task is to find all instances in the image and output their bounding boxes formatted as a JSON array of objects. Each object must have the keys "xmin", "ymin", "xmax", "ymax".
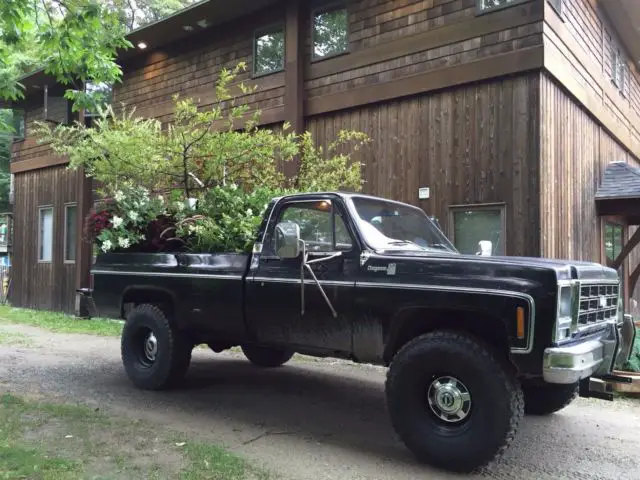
[
  {"xmin": 91, "ymin": 270, "xmax": 243, "ymax": 280},
  {"xmin": 251, "ymin": 276, "xmax": 354, "ymax": 287},
  {"xmin": 355, "ymin": 281, "xmax": 536, "ymax": 354}
]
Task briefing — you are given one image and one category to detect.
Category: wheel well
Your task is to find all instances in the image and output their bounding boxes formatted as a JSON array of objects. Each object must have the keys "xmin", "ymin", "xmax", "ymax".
[
  {"xmin": 121, "ymin": 288, "xmax": 176, "ymax": 321},
  {"xmin": 384, "ymin": 308, "xmax": 512, "ymax": 366}
]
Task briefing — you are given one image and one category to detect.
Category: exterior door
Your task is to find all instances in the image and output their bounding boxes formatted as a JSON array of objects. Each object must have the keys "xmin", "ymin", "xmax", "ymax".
[{"xmin": 246, "ymin": 197, "xmax": 357, "ymax": 354}]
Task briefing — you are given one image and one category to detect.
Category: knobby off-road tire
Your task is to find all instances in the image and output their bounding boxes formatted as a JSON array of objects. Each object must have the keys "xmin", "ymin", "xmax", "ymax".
[
  {"xmin": 241, "ymin": 344, "xmax": 294, "ymax": 368},
  {"xmin": 121, "ymin": 304, "xmax": 192, "ymax": 390},
  {"xmin": 385, "ymin": 330, "xmax": 524, "ymax": 473},
  {"xmin": 522, "ymin": 382, "xmax": 579, "ymax": 415}
]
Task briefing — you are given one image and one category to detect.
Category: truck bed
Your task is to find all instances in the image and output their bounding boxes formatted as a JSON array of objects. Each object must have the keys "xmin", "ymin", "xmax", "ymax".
[{"xmin": 91, "ymin": 252, "xmax": 250, "ymax": 340}]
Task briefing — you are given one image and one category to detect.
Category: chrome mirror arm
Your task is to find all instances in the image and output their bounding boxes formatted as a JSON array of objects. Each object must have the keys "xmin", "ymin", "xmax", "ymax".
[{"xmin": 298, "ymin": 239, "xmax": 341, "ymax": 318}]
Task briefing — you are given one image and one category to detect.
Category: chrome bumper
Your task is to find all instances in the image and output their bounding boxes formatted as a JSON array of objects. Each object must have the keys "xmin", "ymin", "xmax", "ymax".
[{"xmin": 543, "ymin": 314, "xmax": 636, "ymax": 385}]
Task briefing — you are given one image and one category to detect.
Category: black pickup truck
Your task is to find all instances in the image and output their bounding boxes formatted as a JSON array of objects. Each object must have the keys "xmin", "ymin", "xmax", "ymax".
[{"xmin": 86, "ymin": 192, "xmax": 636, "ymax": 472}]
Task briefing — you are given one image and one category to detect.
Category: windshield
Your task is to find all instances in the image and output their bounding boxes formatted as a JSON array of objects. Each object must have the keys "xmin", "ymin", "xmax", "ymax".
[{"xmin": 349, "ymin": 196, "xmax": 458, "ymax": 253}]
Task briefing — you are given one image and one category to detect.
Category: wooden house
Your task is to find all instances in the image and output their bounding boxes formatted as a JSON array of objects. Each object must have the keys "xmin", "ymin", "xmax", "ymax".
[{"xmin": 4, "ymin": 0, "xmax": 640, "ymax": 317}]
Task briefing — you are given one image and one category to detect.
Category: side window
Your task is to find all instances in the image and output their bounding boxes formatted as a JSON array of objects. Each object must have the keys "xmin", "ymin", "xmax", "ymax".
[{"xmin": 272, "ymin": 200, "xmax": 353, "ymax": 254}]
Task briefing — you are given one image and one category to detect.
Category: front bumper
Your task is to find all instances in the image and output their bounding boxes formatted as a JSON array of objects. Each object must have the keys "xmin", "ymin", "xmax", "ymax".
[{"xmin": 543, "ymin": 314, "xmax": 636, "ymax": 385}]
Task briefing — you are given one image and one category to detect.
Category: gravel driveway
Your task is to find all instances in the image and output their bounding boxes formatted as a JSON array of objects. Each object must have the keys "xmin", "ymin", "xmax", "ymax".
[{"xmin": 1, "ymin": 322, "xmax": 639, "ymax": 480}]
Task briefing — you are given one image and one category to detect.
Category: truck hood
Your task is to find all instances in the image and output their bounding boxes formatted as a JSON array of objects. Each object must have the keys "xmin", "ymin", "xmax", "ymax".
[{"xmin": 371, "ymin": 250, "xmax": 619, "ymax": 282}]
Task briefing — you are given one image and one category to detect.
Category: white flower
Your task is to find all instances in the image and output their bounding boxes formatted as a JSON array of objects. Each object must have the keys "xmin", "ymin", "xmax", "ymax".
[
  {"xmin": 157, "ymin": 195, "xmax": 164, "ymax": 202},
  {"xmin": 114, "ymin": 190, "xmax": 125, "ymax": 202},
  {"xmin": 128, "ymin": 211, "xmax": 140, "ymax": 221},
  {"xmin": 246, "ymin": 208, "xmax": 253, "ymax": 216},
  {"xmin": 101, "ymin": 240, "xmax": 113, "ymax": 252},
  {"xmin": 229, "ymin": 183, "xmax": 238, "ymax": 190},
  {"xmin": 112, "ymin": 216, "xmax": 123, "ymax": 228},
  {"xmin": 118, "ymin": 237, "xmax": 131, "ymax": 249},
  {"xmin": 139, "ymin": 234, "xmax": 146, "ymax": 241}
]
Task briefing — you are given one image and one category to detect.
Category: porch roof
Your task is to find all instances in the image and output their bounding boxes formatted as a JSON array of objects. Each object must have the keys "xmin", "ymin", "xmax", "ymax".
[{"xmin": 596, "ymin": 161, "xmax": 640, "ymax": 224}]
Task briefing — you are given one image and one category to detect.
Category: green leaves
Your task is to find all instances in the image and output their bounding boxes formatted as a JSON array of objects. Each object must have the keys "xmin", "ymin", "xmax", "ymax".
[
  {"xmin": 0, "ymin": 0, "xmax": 132, "ymax": 109},
  {"xmin": 37, "ymin": 61, "xmax": 371, "ymax": 254}
]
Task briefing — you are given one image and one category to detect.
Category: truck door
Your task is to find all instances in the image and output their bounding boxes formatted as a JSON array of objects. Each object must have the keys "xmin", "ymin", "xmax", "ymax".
[{"xmin": 246, "ymin": 197, "xmax": 358, "ymax": 354}]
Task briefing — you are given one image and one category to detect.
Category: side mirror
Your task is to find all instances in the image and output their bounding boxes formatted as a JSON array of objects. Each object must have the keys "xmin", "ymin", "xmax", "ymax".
[{"xmin": 275, "ymin": 221, "xmax": 301, "ymax": 259}]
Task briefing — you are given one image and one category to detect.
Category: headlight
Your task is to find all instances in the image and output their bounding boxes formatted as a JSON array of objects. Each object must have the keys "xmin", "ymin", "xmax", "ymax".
[
  {"xmin": 558, "ymin": 287, "xmax": 573, "ymax": 317},
  {"xmin": 554, "ymin": 283, "xmax": 577, "ymax": 343}
]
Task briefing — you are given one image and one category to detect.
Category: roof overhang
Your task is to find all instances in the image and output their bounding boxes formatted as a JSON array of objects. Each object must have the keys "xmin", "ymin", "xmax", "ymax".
[
  {"xmin": 2, "ymin": 0, "xmax": 280, "ymax": 104},
  {"xmin": 599, "ymin": 0, "xmax": 640, "ymax": 67},
  {"xmin": 596, "ymin": 161, "xmax": 640, "ymax": 224}
]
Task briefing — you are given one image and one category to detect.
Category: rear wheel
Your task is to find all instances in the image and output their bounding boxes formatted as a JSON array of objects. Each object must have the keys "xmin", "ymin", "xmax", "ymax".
[
  {"xmin": 522, "ymin": 382, "xmax": 578, "ymax": 415},
  {"xmin": 121, "ymin": 304, "xmax": 192, "ymax": 390},
  {"xmin": 241, "ymin": 344, "xmax": 294, "ymax": 368},
  {"xmin": 385, "ymin": 330, "xmax": 524, "ymax": 473}
]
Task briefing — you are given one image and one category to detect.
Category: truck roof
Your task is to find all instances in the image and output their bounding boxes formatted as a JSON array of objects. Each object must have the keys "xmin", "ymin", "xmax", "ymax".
[{"xmin": 274, "ymin": 191, "xmax": 418, "ymax": 210}]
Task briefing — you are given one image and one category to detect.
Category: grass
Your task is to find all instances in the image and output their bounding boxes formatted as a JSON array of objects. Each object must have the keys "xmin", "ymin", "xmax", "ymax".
[
  {"xmin": 0, "ymin": 305, "xmax": 123, "ymax": 337},
  {"xmin": 0, "ymin": 331, "xmax": 34, "ymax": 347},
  {"xmin": 0, "ymin": 393, "xmax": 270, "ymax": 480}
]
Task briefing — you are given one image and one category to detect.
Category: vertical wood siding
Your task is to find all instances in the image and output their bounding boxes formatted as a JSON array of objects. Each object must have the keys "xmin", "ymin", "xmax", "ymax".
[
  {"xmin": 539, "ymin": 73, "xmax": 632, "ymax": 260},
  {"xmin": 306, "ymin": 73, "xmax": 541, "ymax": 257},
  {"xmin": 539, "ymin": 72, "xmax": 640, "ymax": 309},
  {"xmin": 10, "ymin": 166, "xmax": 79, "ymax": 313}
]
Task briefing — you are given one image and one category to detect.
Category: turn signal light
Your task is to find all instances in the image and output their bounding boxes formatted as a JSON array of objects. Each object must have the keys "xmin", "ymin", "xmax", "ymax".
[{"xmin": 516, "ymin": 307, "xmax": 525, "ymax": 339}]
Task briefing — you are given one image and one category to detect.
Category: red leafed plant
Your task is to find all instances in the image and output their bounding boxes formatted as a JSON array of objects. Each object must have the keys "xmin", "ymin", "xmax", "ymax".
[{"xmin": 84, "ymin": 209, "xmax": 113, "ymax": 242}]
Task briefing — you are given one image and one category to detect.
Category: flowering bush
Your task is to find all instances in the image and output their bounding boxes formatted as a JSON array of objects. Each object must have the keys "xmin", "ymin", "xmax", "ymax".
[
  {"xmin": 90, "ymin": 183, "xmax": 165, "ymax": 253},
  {"xmin": 174, "ymin": 184, "xmax": 288, "ymax": 253}
]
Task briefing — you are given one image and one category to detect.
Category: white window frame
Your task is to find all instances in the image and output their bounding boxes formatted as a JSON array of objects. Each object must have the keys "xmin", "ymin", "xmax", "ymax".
[
  {"xmin": 38, "ymin": 206, "xmax": 54, "ymax": 263},
  {"xmin": 476, "ymin": 0, "xmax": 528, "ymax": 15},
  {"xmin": 64, "ymin": 203, "xmax": 77, "ymax": 264}
]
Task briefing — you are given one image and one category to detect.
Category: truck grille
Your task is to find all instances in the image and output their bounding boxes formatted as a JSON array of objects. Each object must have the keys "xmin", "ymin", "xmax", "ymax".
[{"xmin": 578, "ymin": 284, "xmax": 619, "ymax": 326}]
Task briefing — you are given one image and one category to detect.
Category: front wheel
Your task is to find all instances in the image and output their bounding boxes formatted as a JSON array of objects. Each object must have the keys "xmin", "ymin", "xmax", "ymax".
[
  {"xmin": 385, "ymin": 330, "xmax": 524, "ymax": 473},
  {"xmin": 241, "ymin": 344, "xmax": 294, "ymax": 367},
  {"xmin": 121, "ymin": 304, "xmax": 192, "ymax": 390},
  {"xmin": 522, "ymin": 382, "xmax": 578, "ymax": 415}
]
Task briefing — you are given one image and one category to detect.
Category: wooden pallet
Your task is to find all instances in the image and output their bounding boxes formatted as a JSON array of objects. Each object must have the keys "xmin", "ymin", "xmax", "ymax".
[{"xmin": 612, "ymin": 371, "xmax": 640, "ymax": 395}]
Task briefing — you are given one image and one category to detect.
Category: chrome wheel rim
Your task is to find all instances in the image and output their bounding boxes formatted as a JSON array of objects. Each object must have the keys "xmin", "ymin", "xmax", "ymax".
[
  {"xmin": 143, "ymin": 332, "xmax": 158, "ymax": 363},
  {"xmin": 427, "ymin": 376, "xmax": 471, "ymax": 423}
]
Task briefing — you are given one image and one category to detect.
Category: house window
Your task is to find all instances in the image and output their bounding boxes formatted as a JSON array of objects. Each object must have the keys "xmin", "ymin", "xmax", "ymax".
[
  {"xmin": 64, "ymin": 204, "xmax": 77, "ymax": 263},
  {"xmin": 449, "ymin": 204, "xmax": 506, "ymax": 256},
  {"xmin": 476, "ymin": 0, "xmax": 527, "ymax": 14},
  {"xmin": 38, "ymin": 206, "xmax": 54, "ymax": 263},
  {"xmin": 84, "ymin": 82, "xmax": 113, "ymax": 127},
  {"xmin": 604, "ymin": 221, "xmax": 625, "ymax": 299},
  {"xmin": 312, "ymin": 3, "xmax": 349, "ymax": 60},
  {"xmin": 0, "ymin": 108, "xmax": 25, "ymax": 141},
  {"xmin": 611, "ymin": 45, "xmax": 629, "ymax": 98},
  {"xmin": 254, "ymin": 25, "xmax": 285, "ymax": 76}
]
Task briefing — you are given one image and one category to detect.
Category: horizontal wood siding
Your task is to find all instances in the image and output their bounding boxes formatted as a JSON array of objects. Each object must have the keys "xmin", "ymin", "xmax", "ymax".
[
  {"xmin": 10, "ymin": 166, "xmax": 79, "ymax": 313},
  {"xmin": 543, "ymin": 0, "xmax": 640, "ymax": 159},
  {"xmin": 114, "ymin": 4, "xmax": 288, "ymax": 124},
  {"xmin": 306, "ymin": 73, "xmax": 541, "ymax": 257},
  {"xmin": 11, "ymin": 97, "xmax": 68, "ymax": 167},
  {"xmin": 305, "ymin": 0, "xmax": 543, "ymax": 101}
]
